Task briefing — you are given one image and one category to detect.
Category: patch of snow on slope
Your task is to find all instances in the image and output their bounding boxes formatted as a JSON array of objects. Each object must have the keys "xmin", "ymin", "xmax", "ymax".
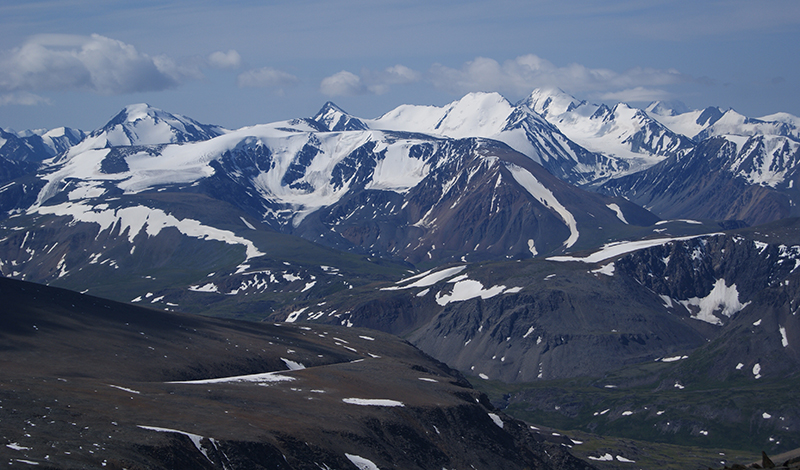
[
  {"xmin": 547, "ymin": 234, "xmax": 720, "ymax": 264},
  {"xmin": 435, "ymin": 279, "xmax": 508, "ymax": 306},
  {"xmin": 780, "ymin": 325, "xmax": 789, "ymax": 347},
  {"xmin": 590, "ymin": 263, "xmax": 615, "ymax": 276},
  {"xmin": 34, "ymin": 201, "xmax": 264, "ymax": 260},
  {"xmin": 679, "ymin": 279, "xmax": 750, "ymax": 326},
  {"xmin": 382, "ymin": 265, "xmax": 467, "ymax": 290},
  {"xmin": 189, "ymin": 283, "xmax": 218, "ymax": 293},
  {"xmin": 281, "ymin": 358, "xmax": 306, "ymax": 370},
  {"xmin": 346, "ymin": 454, "xmax": 381, "ymax": 470},
  {"xmin": 606, "ymin": 203, "xmax": 628, "ymax": 224},
  {"xmin": 137, "ymin": 426, "xmax": 214, "ymax": 463},
  {"xmin": 342, "ymin": 398, "xmax": 404, "ymax": 407},
  {"xmin": 167, "ymin": 371, "xmax": 295, "ymax": 385},
  {"xmin": 365, "ymin": 140, "xmax": 430, "ymax": 193},
  {"xmin": 487, "ymin": 413, "xmax": 504, "ymax": 428},
  {"xmin": 506, "ymin": 163, "xmax": 578, "ymax": 248}
]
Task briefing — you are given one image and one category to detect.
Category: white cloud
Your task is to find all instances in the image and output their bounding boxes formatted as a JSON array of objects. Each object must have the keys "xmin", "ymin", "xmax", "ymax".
[
  {"xmin": 598, "ymin": 87, "xmax": 671, "ymax": 103},
  {"xmin": 320, "ymin": 70, "xmax": 365, "ymax": 96},
  {"xmin": 321, "ymin": 65, "xmax": 421, "ymax": 96},
  {"xmin": 363, "ymin": 65, "xmax": 422, "ymax": 94},
  {"xmin": 0, "ymin": 92, "xmax": 52, "ymax": 106},
  {"xmin": 428, "ymin": 54, "xmax": 686, "ymax": 98},
  {"xmin": 208, "ymin": 50, "xmax": 242, "ymax": 69},
  {"xmin": 0, "ymin": 34, "xmax": 200, "ymax": 95},
  {"xmin": 237, "ymin": 67, "xmax": 299, "ymax": 88}
]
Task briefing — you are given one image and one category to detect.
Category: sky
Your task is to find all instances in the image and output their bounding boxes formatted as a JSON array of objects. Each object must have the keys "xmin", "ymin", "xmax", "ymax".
[{"xmin": 1, "ymin": 0, "xmax": 798, "ymax": 133}]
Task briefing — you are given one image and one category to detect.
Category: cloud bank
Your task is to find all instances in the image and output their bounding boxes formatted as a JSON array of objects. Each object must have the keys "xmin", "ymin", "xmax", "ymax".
[
  {"xmin": 208, "ymin": 50, "xmax": 242, "ymax": 69},
  {"xmin": 320, "ymin": 65, "xmax": 422, "ymax": 96},
  {"xmin": 0, "ymin": 34, "xmax": 202, "ymax": 95},
  {"xmin": 238, "ymin": 67, "xmax": 299, "ymax": 88},
  {"xmin": 428, "ymin": 54, "xmax": 685, "ymax": 99},
  {"xmin": 319, "ymin": 55, "xmax": 687, "ymax": 102}
]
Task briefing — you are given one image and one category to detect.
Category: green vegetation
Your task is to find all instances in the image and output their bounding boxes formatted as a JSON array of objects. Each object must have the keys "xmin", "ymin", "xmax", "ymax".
[{"xmin": 471, "ymin": 368, "xmax": 800, "ymax": 458}]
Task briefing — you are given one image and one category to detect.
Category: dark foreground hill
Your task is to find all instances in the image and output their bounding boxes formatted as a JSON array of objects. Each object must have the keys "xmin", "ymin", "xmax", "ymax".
[{"xmin": 0, "ymin": 276, "xmax": 593, "ymax": 470}]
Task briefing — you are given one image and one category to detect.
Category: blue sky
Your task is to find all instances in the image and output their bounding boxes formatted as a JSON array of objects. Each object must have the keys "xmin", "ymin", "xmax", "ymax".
[{"xmin": 1, "ymin": 0, "xmax": 798, "ymax": 132}]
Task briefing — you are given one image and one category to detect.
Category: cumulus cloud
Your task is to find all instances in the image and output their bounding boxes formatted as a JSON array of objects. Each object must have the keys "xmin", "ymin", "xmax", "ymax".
[
  {"xmin": 320, "ymin": 65, "xmax": 421, "ymax": 96},
  {"xmin": 320, "ymin": 71, "xmax": 365, "ymax": 97},
  {"xmin": 428, "ymin": 54, "xmax": 686, "ymax": 98},
  {"xmin": 237, "ymin": 67, "xmax": 299, "ymax": 88},
  {"xmin": 598, "ymin": 87, "xmax": 671, "ymax": 103},
  {"xmin": 0, "ymin": 34, "xmax": 201, "ymax": 95},
  {"xmin": 0, "ymin": 92, "xmax": 52, "ymax": 107},
  {"xmin": 208, "ymin": 50, "xmax": 242, "ymax": 69}
]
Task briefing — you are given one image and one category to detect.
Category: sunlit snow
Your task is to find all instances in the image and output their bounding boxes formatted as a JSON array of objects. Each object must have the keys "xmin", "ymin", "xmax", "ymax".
[
  {"xmin": 345, "ymin": 453, "xmax": 381, "ymax": 470},
  {"xmin": 167, "ymin": 371, "xmax": 295, "ymax": 385},
  {"xmin": 507, "ymin": 163, "xmax": 578, "ymax": 248},
  {"xmin": 34, "ymin": 202, "xmax": 264, "ymax": 260},
  {"xmin": 548, "ymin": 233, "xmax": 720, "ymax": 264},
  {"xmin": 679, "ymin": 279, "xmax": 750, "ymax": 325},
  {"xmin": 435, "ymin": 279, "xmax": 512, "ymax": 305},
  {"xmin": 606, "ymin": 203, "xmax": 628, "ymax": 224},
  {"xmin": 342, "ymin": 398, "xmax": 404, "ymax": 407},
  {"xmin": 382, "ymin": 265, "xmax": 467, "ymax": 290},
  {"xmin": 487, "ymin": 413, "xmax": 504, "ymax": 428}
]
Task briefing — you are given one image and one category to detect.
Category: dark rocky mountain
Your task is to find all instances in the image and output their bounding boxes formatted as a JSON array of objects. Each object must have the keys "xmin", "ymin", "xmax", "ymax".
[
  {"xmin": 0, "ymin": 276, "xmax": 594, "ymax": 470},
  {"xmin": 273, "ymin": 219, "xmax": 800, "ymax": 455},
  {"xmin": 599, "ymin": 136, "xmax": 800, "ymax": 225},
  {"xmin": 0, "ymin": 126, "xmax": 86, "ymax": 163},
  {"xmin": 276, "ymin": 219, "xmax": 800, "ymax": 384}
]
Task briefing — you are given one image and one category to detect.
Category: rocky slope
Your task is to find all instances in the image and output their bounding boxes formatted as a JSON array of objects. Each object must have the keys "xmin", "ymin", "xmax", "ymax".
[
  {"xmin": 599, "ymin": 136, "xmax": 800, "ymax": 225},
  {"xmin": 0, "ymin": 276, "xmax": 594, "ymax": 470}
]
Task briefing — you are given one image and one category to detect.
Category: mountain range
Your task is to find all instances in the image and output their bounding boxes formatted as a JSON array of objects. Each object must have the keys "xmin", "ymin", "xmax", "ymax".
[{"xmin": 1, "ymin": 89, "xmax": 799, "ymax": 466}]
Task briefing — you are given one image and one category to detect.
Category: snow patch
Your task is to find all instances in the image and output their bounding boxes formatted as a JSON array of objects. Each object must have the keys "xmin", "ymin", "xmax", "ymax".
[
  {"xmin": 435, "ymin": 279, "xmax": 507, "ymax": 305},
  {"xmin": 780, "ymin": 325, "xmax": 789, "ymax": 347},
  {"xmin": 342, "ymin": 398, "xmax": 404, "ymax": 407},
  {"xmin": 606, "ymin": 203, "xmax": 628, "ymax": 224},
  {"xmin": 168, "ymin": 371, "xmax": 295, "ymax": 385},
  {"xmin": 507, "ymin": 163, "xmax": 579, "ymax": 248},
  {"xmin": 679, "ymin": 279, "xmax": 750, "ymax": 325},
  {"xmin": 35, "ymin": 202, "xmax": 264, "ymax": 260},
  {"xmin": 281, "ymin": 358, "xmax": 305, "ymax": 371},
  {"xmin": 345, "ymin": 454, "xmax": 381, "ymax": 470},
  {"xmin": 383, "ymin": 265, "xmax": 467, "ymax": 290},
  {"xmin": 548, "ymin": 234, "xmax": 719, "ymax": 264},
  {"xmin": 487, "ymin": 413, "xmax": 504, "ymax": 428},
  {"xmin": 137, "ymin": 426, "xmax": 216, "ymax": 463},
  {"xmin": 590, "ymin": 262, "xmax": 615, "ymax": 276}
]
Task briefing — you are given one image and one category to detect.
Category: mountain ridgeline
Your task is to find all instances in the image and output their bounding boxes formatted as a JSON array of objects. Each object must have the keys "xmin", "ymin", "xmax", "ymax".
[{"xmin": 1, "ymin": 90, "xmax": 799, "ymax": 462}]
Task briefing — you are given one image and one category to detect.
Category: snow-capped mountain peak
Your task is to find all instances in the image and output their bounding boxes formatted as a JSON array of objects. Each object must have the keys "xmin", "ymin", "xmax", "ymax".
[
  {"xmin": 312, "ymin": 102, "xmax": 369, "ymax": 132},
  {"xmin": 65, "ymin": 103, "xmax": 227, "ymax": 156},
  {"xmin": 521, "ymin": 88, "xmax": 584, "ymax": 118}
]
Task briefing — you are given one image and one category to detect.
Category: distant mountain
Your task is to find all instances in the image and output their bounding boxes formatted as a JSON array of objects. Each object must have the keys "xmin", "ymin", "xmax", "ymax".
[
  {"xmin": 0, "ymin": 126, "xmax": 85, "ymax": 163},
  {"xmin": 65, "ymin": 103, "xmax": 227, "ymax": 156},
  {"xmin": 524, "ymin": 88, "xmax": 695, "ymax": 178},
  {"xmin": 600, "ymin": 135, "xmax": 800, "ymax": 225},
  {"xmin": 646, "ymin": 101, "xmax": 800, "ymax": 142},
  {"xmin": 367, "ymin": 91, "xmax": 622, "ymax": 185}
]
